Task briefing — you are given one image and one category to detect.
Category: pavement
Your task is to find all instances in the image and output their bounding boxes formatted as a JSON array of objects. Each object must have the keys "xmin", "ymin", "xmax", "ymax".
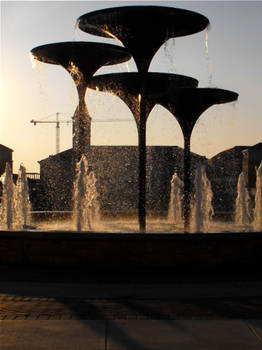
[{"xmin": 0, "ymin": 265, "xmax": 262, "ymax": 349}]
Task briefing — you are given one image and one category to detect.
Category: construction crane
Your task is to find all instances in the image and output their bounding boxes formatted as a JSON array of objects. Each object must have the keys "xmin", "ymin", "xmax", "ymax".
[
  {"xmin": 30, "ymin": 112, "xmax": 71, "ymax": 154},
  {"xmin": 30, "ymin": 113, "xmax": 133, "ymax": 154}
]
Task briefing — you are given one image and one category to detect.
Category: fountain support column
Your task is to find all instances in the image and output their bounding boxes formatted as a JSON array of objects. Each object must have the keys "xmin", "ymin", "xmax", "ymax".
[
  {"xmin": 183, "ymin": 133, "xmax": 192, "ymax": 231},
  {"xmin": 87, "ymin": 72, "xmax": 198, "ymax": 232},
  {"xmin": 137, "ymin": 95, "xmax": 147, "ymax": 232},
  {"xmin": 72, "ymin": 84, "xmax": 92, "ymax": 159},
  {"xmin": 159, "ymin": 88, "xmax": 238, "ymax": 232}
]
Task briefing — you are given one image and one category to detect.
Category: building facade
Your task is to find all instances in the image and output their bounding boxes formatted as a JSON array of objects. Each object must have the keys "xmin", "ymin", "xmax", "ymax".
[
  {"xmin": 0, "ymin": 144, "xmax": 13, "ymax": 176},
  {"xmin": 39, "ymin": 145, "xmax": 206, "ymax": 216}
]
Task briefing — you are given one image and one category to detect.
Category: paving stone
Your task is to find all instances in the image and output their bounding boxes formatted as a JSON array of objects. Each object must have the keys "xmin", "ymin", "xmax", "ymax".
[
  {"xmin": 0, "ymin": 320, "xmax": 105, "ymax": 350},
  {"xmin": 107, "ymin": 320, "xmax": 262, "ymax": 350}
]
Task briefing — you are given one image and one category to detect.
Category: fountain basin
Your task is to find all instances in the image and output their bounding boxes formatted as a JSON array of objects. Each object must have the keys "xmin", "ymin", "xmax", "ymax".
[
  {"xmin": 88, "ymin": 72, "xmax": 199, "ymax": 124},
  {"xmin": 31, "ymin": 41, "xmax": 131, "ymax": 82},
  {"xmin": 78, "ymin": 6, "xmax": 209, "ymax": 72},
  {"xmin": 1, "ymin": 230, "xmax": 261, "ymax": 274}
]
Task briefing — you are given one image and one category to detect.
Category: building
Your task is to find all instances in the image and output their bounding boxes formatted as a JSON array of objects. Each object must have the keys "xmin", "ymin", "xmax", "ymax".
[
  {"xmin": 39, "ymin": 146, "xmax": 207, "ymax": 216},
  {"xmin": 242, "ymin": 143, "xmax": 262, "ymax": 193},
  {"xmin": 0, "ymin": 144, "xmax": 13, "ymax": 176},
  {"xmin": 207, "ymin": 143, "xmax": 262, "ymax": 216},
  {"xmin": 207, "ymin": 145, "xmax": 249, "ymax": 216}
]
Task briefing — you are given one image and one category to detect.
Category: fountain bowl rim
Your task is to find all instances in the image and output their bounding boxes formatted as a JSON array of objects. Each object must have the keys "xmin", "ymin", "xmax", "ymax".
[
  {"xmin": 77, "ymin": 5, "xmax": 210, "ymax": 39},
  {"xmin": 30, "ymin": 41, "xmax": 131, "ymax": 66}
]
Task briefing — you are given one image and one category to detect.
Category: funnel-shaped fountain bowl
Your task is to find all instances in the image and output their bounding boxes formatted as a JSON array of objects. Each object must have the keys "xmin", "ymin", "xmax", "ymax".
[
  {"xmin": 78, "ymin": 6, "xmax": 209, "ymax": 72},
  {"xmin": 159, "ymin": 88, "xmax": 239, "ymax": 137},
  {"xmin": 31, "ymin": 42, "xmax": 131, "ymax": 156},
  {"xmin": 159, "ymin": 87, "xmax": 239, "ymax": 231},
  {"xmin": 30, "ymin": 41, "xmax": 131, "ymax": 83},
  {"xmin": 88, "ymin": 72, "xmax": 199, "ymax": 231},
  {"xmin": 88, "ymin": 72, "xmax": 199, "ymax": 125}
]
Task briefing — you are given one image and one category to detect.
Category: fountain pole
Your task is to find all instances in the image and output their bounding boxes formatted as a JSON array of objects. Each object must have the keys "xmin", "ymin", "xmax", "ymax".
[
  {"xmin": 159, "ymin": 88, "xmax": 238, "ymax": 232},
  {"xmin": 138, "ymin": 94, "xmax": 147, "ymax": 232},
  {"xmin": 73, "ymin": 84, "xmax": 91, "ymax": 159},
  {"xmin": 183, "ymin": 132, "xmax": 192, "ymax": 231}
]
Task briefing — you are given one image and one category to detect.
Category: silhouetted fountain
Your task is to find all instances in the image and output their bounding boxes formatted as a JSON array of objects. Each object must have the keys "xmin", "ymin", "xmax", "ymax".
[
  {"xmin": 31, "ymin": 42, "xmax": 131, "ymax": 157},
  {"xmin": 191, "ymin": 164, "xmax": 214, "ymax": 233},
  {"xmin": 73, "ymin": 155, "xmax": 99, "ymax": 231},
  {"xmin": 0, "ymin": 163, "xmax": 15, "ymax": 229},
  {"xmin": 15, "ymin": 164, "xmax": 32, "ymax": 229},
  {"xmin": 77, "ymin": 6, "xmax": 209, "ymax": 73},
  {"xmin": 235, "ymin": 172, "xmax": 251, "ymax": 227},
  {"xmin": 159, "ymin": 88, "xmax": 238, "ymax": 231},
  {"xmin": 168, "ymin": 173, "xmax": 183, "ymax": 226},
  {"xmin": 0, "ymin": 164, "xmax": 31, "ymax": 230},
  {"xmin": 78, "ymin": 5, "xmax": 211, "ymax": 231},
  {"xmin": 87, "ymin": 72, "xmax": 198, "ymax": 231},
  {"xmin": 254, "ymin": 162, "xmax": 262, "ymax": 231},
  {"xmin": 29, "ymin": 5, "xmax": 241, "ymax": 232}
]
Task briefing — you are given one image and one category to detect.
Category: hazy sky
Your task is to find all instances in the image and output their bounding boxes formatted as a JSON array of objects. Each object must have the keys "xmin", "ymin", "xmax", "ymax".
[{"xmin": 1, "ymin": 1, "xmax": 262, "ymax": 173}]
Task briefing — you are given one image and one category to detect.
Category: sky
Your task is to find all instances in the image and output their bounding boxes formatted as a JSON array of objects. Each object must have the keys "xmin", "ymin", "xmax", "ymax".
[{"xmin": 1, "ymin": 0, "xmax": 262, "ymax": 173}]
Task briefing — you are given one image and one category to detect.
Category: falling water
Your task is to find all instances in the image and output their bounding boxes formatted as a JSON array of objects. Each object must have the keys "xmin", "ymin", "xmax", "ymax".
[
  {"xmin": 73, "ymin": 155, "xmax": 100, "ymax": 231},
  {"xmin": 29, "ymin": 53, "xmax": 49, "ymax": 116},
  {"xmin": 192, "ymin": 165, "xmax": 214, "ymax": 233},
  {"xmin": 205, "ymin": 26, "xmax": 213, "ymax": 87},
  {"xmin": 73, "ymin": 18, "xmax": 80, "ymax": 41},
  {"xmin": 168, "ymin": 172, "xmax": 183, "ymax": 225},
  {"xmin": 163, "ymin": 38, "xmax": 176, "ymax": 73},
  {"xmin": 0, "ymin": 163, "xmax": 15, "ymax": 229},
  {"xmin": 253, "ymin": 162, "xmax": 262, "ymax": 231},
  {"xmin": 15, "ymin": 164, "xmax": 32, "ymax": 229},
  {"xmin": 235, "ymin": 172, "xmax": 251, "ymax": 226}
]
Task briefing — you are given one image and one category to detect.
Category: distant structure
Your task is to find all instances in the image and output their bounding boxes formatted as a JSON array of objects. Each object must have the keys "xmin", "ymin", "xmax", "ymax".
[
  {"xmin": 38, "ymin": 140, "xmax": 262, "ymax": 217},
  {"xmin": 39, "ymin": 146, "xmax": 206, "ymax": 216},
  {"xmin": 0, "ymin": 144, "xmax": 13, "ymax": 176},
  {"xmin": 207, "ymin": 146, "xmax": 248, "ymax": 214},
  {"xmin": 207, "ymin": 143, "xmax": 262, "ymax": 216},
  {"xmin": 242, "ymin": 143, "xmax": 262, "ymax": 193}
]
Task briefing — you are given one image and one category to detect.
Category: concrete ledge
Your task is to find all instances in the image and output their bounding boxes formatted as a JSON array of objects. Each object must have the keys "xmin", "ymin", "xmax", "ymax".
[{"xmin": 0, "ymin": 231, "xmax": 262, "ymax": 272}]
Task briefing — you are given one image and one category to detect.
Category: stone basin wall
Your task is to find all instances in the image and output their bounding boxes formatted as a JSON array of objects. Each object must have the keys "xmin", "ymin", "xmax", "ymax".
[{"xmin": 0, "ymin": 231, "xmax": 261, "ymax": 273}]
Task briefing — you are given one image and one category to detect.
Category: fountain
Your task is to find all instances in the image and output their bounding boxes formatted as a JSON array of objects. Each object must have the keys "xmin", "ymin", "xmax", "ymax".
[
  {"xmin": 30, "ymin": 42, "xmax": 131, "ymax": 157},
  {"xmin": 78, "ymin": 5, "xmax": 209, "ymax": 231},
  {"xmin": 158, "ymin": 87, "xmax": 238, "ymax": 231},
  {"xmin": 254, "ymin": 162, "xmax": 262, "ymax": 231},
  {"xmin": 0, "ymin": 5, "xmax": 261, "ymax": 272},
  {"xmin": 87, "ymin": 72, "xmax": 198, "ymax": 231},
  {"xmin": 77, "ymin": 6, "xmax": 209, "ymax": 73},
  {"xmin": 0, "ymin": 163, "xmax": 15, "ymax": 229},
  {"xmin": 0, "ymin": 164, "xmax": 31, "ymax": 230},
  {"xmin": 168, "ymin": 173, "xmax": 183, "ymax": 226},
  {"xmin": 235, "ymin": 172, "xmax": 251, "ymax": 228},
  {"xmin": 15, "ymin": 164, "xmax": 32, "ymax": 229},
  {"xmin": 73, "ymin": 155, "xmax": 100, "ymax": 231},
  {"xmin": 191, "ymin": 164, "xmax": 214, "ymax": 233}
]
